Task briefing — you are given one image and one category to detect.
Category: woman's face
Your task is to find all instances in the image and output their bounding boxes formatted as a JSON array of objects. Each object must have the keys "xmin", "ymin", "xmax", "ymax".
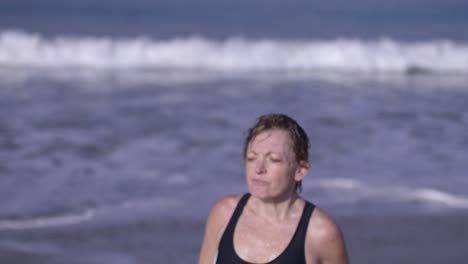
[{"xmin": 245, "ymin": 129, "xmax": 307, "ymax": 201}]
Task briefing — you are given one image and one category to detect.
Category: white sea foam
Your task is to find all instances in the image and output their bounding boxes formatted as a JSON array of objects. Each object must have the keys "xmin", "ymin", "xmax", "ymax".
[
  {"xmin": 315, "ymin": 178, "xmax": 468, "ymax": 209},
  {"xmin": 1, "ymin": 30, "xmax": 468, "ymax": 74},
  {"xmin": 0, "ymin": 196, "xmax": 184, "ymax": 231},
  {"xmin": 398, "ymin": 188, "xmax": 468, "ymax": 208},
  {"xmin": 0, "ymin": 209, "xmax": 95, "ymax": 231},
  {"xmin": 316, "ymin": 178, "xmax": 364, "ymax": 190}
]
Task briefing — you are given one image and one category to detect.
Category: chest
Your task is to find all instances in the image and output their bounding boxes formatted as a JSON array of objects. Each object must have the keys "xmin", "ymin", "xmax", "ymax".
[{"xmin": 233, "ymin": 216, "xmax": 299, "ymax": 263}]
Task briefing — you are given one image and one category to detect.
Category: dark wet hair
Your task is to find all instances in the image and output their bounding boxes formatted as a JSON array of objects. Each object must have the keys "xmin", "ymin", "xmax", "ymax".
[{"xmin": 243, "ymin": 113, "xmax": 310, "ymax": 193}]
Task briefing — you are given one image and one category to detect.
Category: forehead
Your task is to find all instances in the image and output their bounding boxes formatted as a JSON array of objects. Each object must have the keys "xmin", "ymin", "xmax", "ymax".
[{"xmin": 248, "ymin": 129, "xmax": 293, "ymax": 151}]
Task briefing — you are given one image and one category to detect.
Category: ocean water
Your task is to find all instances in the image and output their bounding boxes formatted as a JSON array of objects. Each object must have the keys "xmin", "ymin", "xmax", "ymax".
[{"xmin": 1, "ymin": 1, "xmax": 468, "ymax": 263}]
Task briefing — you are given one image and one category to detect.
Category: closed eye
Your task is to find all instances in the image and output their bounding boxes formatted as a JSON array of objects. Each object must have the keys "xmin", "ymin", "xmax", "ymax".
[{"xmin": 246, "ymin": 156, "xmax": 256, "ymax": 162}]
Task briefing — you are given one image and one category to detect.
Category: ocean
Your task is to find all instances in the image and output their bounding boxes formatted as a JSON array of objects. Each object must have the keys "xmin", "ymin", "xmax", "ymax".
[{"xmin": 1, "ymin": 1, "xmax": 468, "ymax": 263}]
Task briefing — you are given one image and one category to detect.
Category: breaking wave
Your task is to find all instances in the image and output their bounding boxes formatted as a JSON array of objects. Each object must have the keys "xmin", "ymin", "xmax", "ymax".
[{"xmin": 1, "ymin": 30, "xmax": 468, "ymax": 75}]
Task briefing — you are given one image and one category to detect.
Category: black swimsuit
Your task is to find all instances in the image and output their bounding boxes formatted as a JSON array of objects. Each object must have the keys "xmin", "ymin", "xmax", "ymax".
[{"xmin": 216, "ymin": 193, "xmax": 315, "ymax": 264}]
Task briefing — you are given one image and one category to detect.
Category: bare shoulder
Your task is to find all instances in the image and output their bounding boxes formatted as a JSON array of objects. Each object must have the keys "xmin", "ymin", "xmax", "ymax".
[
  {"xmin": 308, "ymin": 207, "xmax": 343, "ymax": 244},
  {"xmin": 199, "ymin": 194, "xmax": 243, "ymax": 264},
  {"xmin": 306, "ymin": 206, "xmax": 349, "ymax": 264}
]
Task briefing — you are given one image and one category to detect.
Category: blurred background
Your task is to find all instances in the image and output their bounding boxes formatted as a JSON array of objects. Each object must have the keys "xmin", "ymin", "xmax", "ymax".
[{"xmin": 1, "ymin": 0, "xmax": 468, "ymax": 263}]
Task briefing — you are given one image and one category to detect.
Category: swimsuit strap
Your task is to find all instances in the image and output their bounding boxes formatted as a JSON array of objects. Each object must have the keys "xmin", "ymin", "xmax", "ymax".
[{"xmin": 216, "ymin": 193, "xmax": 251, "ymax": 263}]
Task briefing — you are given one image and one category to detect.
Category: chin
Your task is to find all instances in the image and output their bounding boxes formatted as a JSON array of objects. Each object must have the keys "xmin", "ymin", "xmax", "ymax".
[{"xmin": 247, "ymin": 185, "xmax": 269, "ymax": 198}]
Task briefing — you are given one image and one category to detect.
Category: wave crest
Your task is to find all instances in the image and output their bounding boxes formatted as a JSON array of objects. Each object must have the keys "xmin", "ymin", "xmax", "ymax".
[{"xmin": 1, "ymin": 30, "xmax": 468, "ymax": 74}]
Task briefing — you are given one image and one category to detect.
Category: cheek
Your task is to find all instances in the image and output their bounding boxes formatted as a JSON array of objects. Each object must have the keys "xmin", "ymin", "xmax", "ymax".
[
  {"xmin": 270, "ymin": 164, "xmax": 293, "ymax": 179},
  {"xmin": 245, "ymin": 162, "xmax": 255, "ymax": 175}
]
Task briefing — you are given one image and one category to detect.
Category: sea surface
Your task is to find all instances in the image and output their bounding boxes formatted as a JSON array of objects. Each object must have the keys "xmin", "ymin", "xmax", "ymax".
[{"xmin": 1, "ymin": 1, "xmax": 468, "ymax": 263}]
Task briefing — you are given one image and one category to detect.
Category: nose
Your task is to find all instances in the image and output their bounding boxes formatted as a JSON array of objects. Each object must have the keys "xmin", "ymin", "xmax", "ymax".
[{"xmin": 255, "ymin": 159, "xmax": 267, "ymax": 174}]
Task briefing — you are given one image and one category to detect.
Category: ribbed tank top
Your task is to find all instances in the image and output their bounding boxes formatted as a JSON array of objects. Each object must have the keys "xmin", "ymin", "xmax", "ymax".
[{"xmin": 216, "ymin": 193, "xmax": 315, "ymax": 264}]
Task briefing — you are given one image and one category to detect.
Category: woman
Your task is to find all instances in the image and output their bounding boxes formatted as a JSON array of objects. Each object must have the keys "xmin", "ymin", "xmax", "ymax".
[{"xmin": 199, "ymin": 113, "xmax": 348, "ymax": 264}]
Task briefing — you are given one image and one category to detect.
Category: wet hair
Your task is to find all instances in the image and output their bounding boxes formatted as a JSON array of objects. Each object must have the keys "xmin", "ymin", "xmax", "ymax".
[{"xmin": 243, "ymin": 113, "xmax": 310, "ymax": 193}]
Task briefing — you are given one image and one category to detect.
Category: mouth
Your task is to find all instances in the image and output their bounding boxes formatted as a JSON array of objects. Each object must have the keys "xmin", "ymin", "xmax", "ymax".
[{"xmin": 251, "ymin": 179, "xmax": 269, "ymax": 186}]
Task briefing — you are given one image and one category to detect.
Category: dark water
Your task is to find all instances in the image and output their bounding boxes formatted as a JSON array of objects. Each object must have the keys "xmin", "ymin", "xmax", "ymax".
[{"xmin": 1, "ymin": 0, "xmax": 468, "ymax": 40}]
